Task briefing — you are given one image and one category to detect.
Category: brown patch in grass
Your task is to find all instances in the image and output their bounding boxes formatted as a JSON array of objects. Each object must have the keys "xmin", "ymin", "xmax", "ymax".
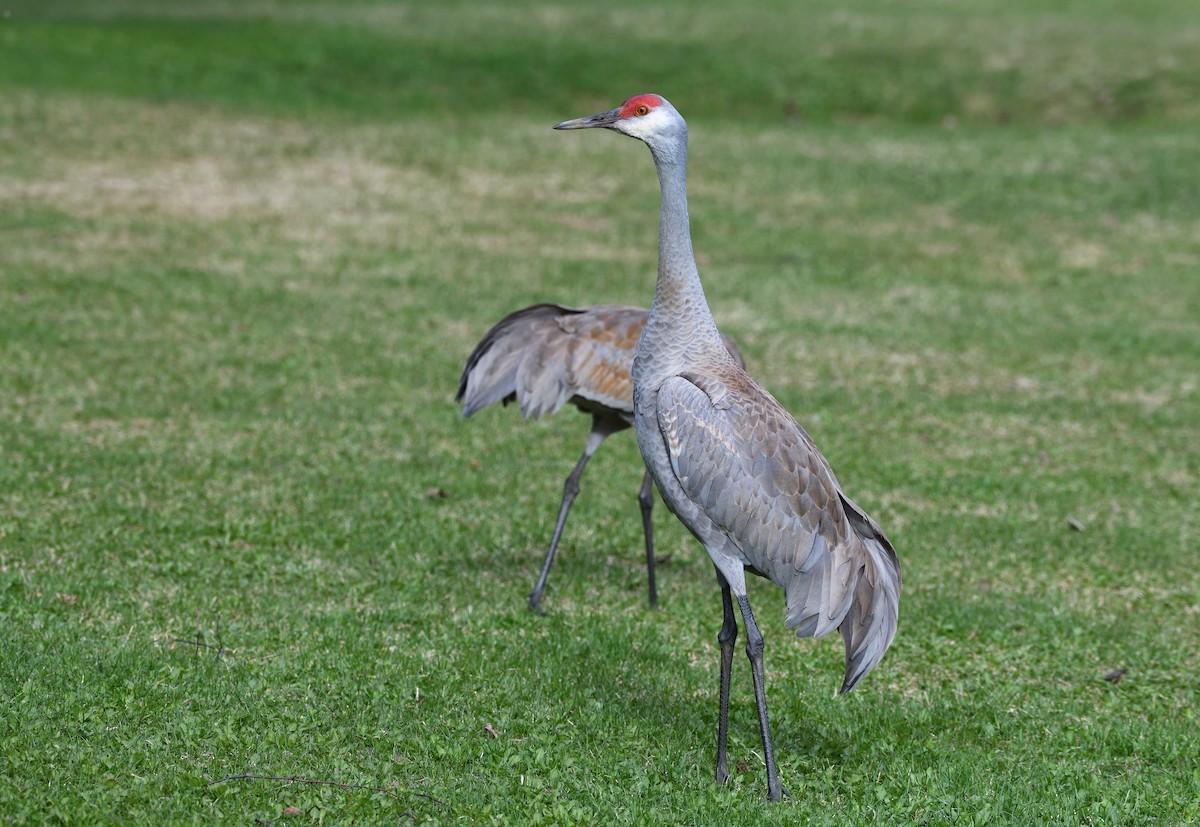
[{"xmin": 2, "ymin": 93, "xmax": 665, "ymax": 273}]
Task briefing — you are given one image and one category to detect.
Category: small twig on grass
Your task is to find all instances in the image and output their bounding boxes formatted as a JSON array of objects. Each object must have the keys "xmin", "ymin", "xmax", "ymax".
[
  {"xmin": 171, "ymin": 636, "xmax": 225, "ymax": 653},
  {"xmin": 174, "ymin": 609, "xmax": 227, "ymax": 656}
]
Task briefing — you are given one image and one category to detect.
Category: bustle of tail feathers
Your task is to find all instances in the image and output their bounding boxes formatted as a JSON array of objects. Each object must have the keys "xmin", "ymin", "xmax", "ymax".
[
  {"xmin": 456, "ymin": 303, "xmax": 585, "ymax": 419},
  {"xmin": 836, "ymin": 491, "xmax": 902, "ymax": 694}
]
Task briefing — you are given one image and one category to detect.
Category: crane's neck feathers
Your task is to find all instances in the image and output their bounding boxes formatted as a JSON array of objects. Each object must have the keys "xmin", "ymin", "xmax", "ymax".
[
  {"xmin": 553, "ymin": 95, "xmax": 727, "ymax": 378},
  {"xmin": 635, "ymin": 105, "xmax": 726, "ymax": 380}
]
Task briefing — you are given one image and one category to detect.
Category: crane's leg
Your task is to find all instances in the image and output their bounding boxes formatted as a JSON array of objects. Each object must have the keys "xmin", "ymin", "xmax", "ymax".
[
  {"xmin": 736, "ymin": 592, "xmax": 783, "ymax": 802},
  {"xmin": 527, "ymin": 424, "xmax": 611, "ymax": 614},
  {"xmin": 638, "ymin": 471, "xmax": 658, "ymax": 609},
  {"xmin": 714, "ymin": 569, "xmax": 738, "ymax": 785}
]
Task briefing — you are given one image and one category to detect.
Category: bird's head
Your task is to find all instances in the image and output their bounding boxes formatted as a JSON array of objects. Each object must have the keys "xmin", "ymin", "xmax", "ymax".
[{"xmin": 554, "ymin": 94, "xmax": 686, "ymax": 159}]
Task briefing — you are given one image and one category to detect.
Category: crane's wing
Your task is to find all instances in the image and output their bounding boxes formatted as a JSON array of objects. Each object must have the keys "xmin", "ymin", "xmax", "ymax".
[
  {"xmin": 456, "ymin": 304, "xmax": 644, "ymax": 419},
  {"xmin": 458, "ymin": 304, "xmax": 747, "ymax": 421},
  {"xmin": 553, "ymin": 305, "xmax": 646, "ymax": 416},
  {"xmin": 656, "ymin": 372, "xmax": 900, "ymax": 692}
]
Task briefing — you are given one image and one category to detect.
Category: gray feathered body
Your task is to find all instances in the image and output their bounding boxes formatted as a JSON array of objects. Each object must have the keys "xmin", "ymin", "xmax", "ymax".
[
  {"xmin": 630, "ymin": 102, "xmax": 900, "ymax": 693},
  {"xmin": 637, "ymin": 359, "xmax": 900, "ymax": 692}
]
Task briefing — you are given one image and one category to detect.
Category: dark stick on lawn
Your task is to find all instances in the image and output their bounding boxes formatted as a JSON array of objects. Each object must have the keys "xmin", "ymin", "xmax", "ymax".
[
  {"xmin": 171, "ymin": 636, "xmax": 224, "ymax": 653},
  {"xmin": 174, "ymin": 610, "xmax": 226, "ymax": 656}
]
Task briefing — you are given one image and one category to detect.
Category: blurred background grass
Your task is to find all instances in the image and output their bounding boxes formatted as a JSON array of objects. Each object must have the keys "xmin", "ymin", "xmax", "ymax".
[{"xmin": 6, "ymin": 0, "xmax": 1200, "ymax": 125}]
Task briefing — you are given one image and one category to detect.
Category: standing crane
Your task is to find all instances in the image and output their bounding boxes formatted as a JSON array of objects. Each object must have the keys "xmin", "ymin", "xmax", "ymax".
[
  {"xmin": 457, "ymin": 302, "xmax": 745, "ymax": 614},
  {"xmin": 555, "ymin": 95, "xmax": 901, "ymax": 801}
]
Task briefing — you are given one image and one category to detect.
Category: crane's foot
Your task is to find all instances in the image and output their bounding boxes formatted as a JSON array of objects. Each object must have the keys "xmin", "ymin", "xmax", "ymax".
[{"xmin": 527, "ymin": 592, "xmax": 548, "ymax": 615}]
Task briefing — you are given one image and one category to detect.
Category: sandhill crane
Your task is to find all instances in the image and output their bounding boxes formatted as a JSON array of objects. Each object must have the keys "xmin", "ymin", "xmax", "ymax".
[
  {"xmin": 555, "ymin": 95, "xmax": 901, "ymax": 801},
  {"xmin": 457, "ymin": 302, "xmax": 745, "ymax": 614}
]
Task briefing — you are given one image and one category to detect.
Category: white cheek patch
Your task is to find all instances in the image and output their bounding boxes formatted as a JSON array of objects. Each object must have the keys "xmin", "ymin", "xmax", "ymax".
[{"xmin": 623, "ymin": 109, "xmax": 668, "ymax": 139}]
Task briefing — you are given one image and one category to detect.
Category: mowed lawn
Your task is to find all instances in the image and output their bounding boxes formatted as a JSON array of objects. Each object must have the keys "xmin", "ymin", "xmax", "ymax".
[{"xmin": 2, "ymin": 1, "xmax": 1199, "ymax": 824}]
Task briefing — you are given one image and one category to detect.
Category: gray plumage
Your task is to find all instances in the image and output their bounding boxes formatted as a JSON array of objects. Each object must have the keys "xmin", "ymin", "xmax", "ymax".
[
  {"xmin": 555, "ymin": 94, "xmax": 900, "ymax": 801},
  {"xmin": 456, "ymin": 302, "xmax": 745, "ymax": 613}
]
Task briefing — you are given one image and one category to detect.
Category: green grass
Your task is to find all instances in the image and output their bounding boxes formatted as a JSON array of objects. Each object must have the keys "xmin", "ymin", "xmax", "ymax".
[{"xmin": 2, "ymin": 1, "xmax": 1199, "ymax": 824}]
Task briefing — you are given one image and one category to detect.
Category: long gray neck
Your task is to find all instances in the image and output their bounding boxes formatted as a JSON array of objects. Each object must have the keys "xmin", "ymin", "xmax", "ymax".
[{"xmin": 638, "ymin": 141, "xmax": 724, "ymax": 376}]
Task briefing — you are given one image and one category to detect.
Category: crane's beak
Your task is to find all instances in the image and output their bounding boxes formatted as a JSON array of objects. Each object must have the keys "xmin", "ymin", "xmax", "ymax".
[{"xmin": 553, "ymin": 107, "xmax": 621, "ymax": 130}]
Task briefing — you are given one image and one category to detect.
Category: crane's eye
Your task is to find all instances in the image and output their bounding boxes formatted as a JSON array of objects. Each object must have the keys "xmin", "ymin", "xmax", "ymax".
[{"xmin": 635, "ymin": 104, "xmax": 650, "ymax": 116}]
